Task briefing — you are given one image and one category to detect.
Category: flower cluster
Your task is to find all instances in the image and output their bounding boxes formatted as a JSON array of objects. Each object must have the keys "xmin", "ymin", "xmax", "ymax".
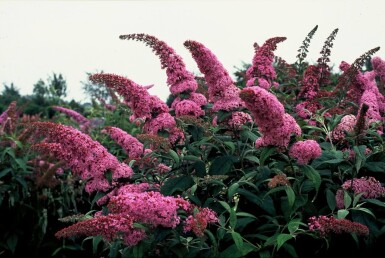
[
  {"xmin": 30, "ymin": 122, "xmax": 133, "ymax": 193},
  {"xmin": 289, "ymin": 140, "xmax": 322, "ymax": 165},
  {"xmin": 330, "ymin": 115, "xmax": 356, "ymax": 141},
  {"xmin": 0, "ymin": 101, "xmax": 18, "ymax": 134},
  {"xmin": 240, "ymin": 87, "xmax": 301, "ymax": 148},
  {"xmin": 246, "ymin": 37, "xmax": 286, "ymax": 89},
  {"xmin": 101, "ymin": 126, "xmax": 149, "ymax": 159},
  {"xmin": 308, "ymin": 216, "xmax": 369, "ymax": 237},
  {"xmin": 184, "ymin": 40, "xmax": 244, "ymax": 111},
  {"xmin": 183, "ymin": 207, "xmax": 219, "ymax": 237},
  {"xmin": 268, "ymin": 173, "xmax": 291, "ymax": 188},
  {"xmin": 372, "ymin": 56, "xmax": 385, "ymax": 85},
  {"xmin": 297, "ymin": 65, "xmax": 320, "ymax": 100},
  {"xmin": 52, "ymin": 106, "xmax": 91, "ymax": 132},
  {"xmin": 89, "ymin": 73, "xmax": 169, "ymax": 121},
  {"xmin": 55, "ymin": 213, "xmax": 146, "ymax": 247},
  {"xmin": 119, "ymin": 34, "xmax": 207, "ymax": 117},
  {"xmin": 335, "ymin": 177, "xmax": 385, "ymax": 209},
  {"xmin": 97, "ymin": 97, "xmax": 117, "ymax": 111}
]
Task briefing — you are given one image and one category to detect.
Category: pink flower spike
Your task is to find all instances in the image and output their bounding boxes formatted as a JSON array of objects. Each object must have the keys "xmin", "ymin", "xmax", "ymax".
[
  {"xmin": 120, "ymin": 34, "xmax": 198, "ymax": 95},
  {"xmin": 289, "ymin": 140, "xmax": 322, "ymax": 165}
]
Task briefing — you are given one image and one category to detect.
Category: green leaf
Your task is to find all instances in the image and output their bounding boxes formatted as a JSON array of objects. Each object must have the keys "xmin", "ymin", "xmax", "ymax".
[
  {"xmin": 312, "ymin": 150, "xmax": 344, "ymax": 168},
  {"xmin": 168, "ymin": 149, "xmax": 180, "ymax": 166},
  {"xmin": 276, "ymin": 234, "xmax": 293, "ymax": 250},
  {"xmin": 0, "ymin": 168, "xmax": 12, "ymax": 178},
  {"xmin": 260, "ymin": 147, "xmax": 276, "ymax": 166},
  {"xmin": 240, "ymin": 130, "xmax": 258, "ymax": 142},
  {"xmin": 92, "ymin": 236, "xmax": 103, "ymax": 255},
  {"xmin": 15, "ymin": 158, "xmax": 27, "ymax": 172},
  {"xmin": 231, "ymin": 232, "xmax": 244, "ymax": 252},
  {"xmin": 337, "ymin": 209, "xmax": 349, "ymax": 219},
  {"xmin": 161, "ymin": 175, "xmax": 194, "ymax": 195},
  {"xmin": 301, "ymin": 165, "xmax": 321, "ymax": 196},
  {"xmin": 236, "ymin": 212, "xmax": 257, "ymax": 219},
  {"xmin": 344, "ymin": 191, "xmax": 352, "ymax": 208},
  {"xmin": 326, "ymin": 189, "xmax": 336, "ymax": 211},
  {"xmin": 288, "ymin": 219, "xmax": 304, "ymax": 234},
  {"xmin": 365, "ymin": 199, "xmax": 385, "ymax": 208},
  {"xmin": 228, "ymin": 183, "xmax": 239, "ymax": 200},
  {"xmin": 363, "ymin": 162, "xmax": 385, "ymax": 172},
  {"xmin": 6, "ymin": 234, "xmax": 18, "ymax": 254},
  {"xmin": 355, "ymin": 207, "xmax": 375, "ymax": 218},
  {"xmin": 223, "ymin": 141, "xmax": 236, "ymax": 154},
  {"xmin": 352, "ymin": 192, "xmax": 365, "ymax": 207},
  {"xmin": 193, "ymin": 160, "xmax": 206, "ymax": 178},
  {"xmin": 243, "ymin": 155, "xmax": 260, "ymax": 165},
  {"xmin": 209, "ymin": 156, "xmax": 234, "ymax": 175},
  {"xmin": 285, "ymin": 186, "xmax": 296, "ymax": 209}
]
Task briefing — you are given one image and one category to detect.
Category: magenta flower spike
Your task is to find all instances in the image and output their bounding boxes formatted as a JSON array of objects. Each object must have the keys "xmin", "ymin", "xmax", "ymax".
[
  {"xmin": 240, "ymin": 87, "xmax": 301, "ymax": 148},
  {"xmin": 120, "ymin": 33, "xmax": 198, "ymax": 95},
  {"xmin": 308, "ymin": 216, "xmax": 369, "ymax": 237},
  {"xmin": 101, "ymin": 126, "xmax": 147, "ymax": 159},
  {"xmin": 55, "ymin": 213, "xmax": 146, "ymax": 247},
  {"xmin": 119, "ymin": 34, "xmax": 206, "ymax": 117},
  {"xmin": 246, "ymin": 37, "xmax": 286, "ymax": 88},
  {"xmin": 184, "ymin": 40, "xmax": 244, "ymax": 109},
  {"xmin": 89, "ymin": 73, "xmax": 169, "ymax": 120},
  {"xmin": 52, "ymin": 106, "xmax": 91, "ymax": 131},
  {"xmin": 30, "ymin": 122, "xmax": 133, "ymax": 193}
]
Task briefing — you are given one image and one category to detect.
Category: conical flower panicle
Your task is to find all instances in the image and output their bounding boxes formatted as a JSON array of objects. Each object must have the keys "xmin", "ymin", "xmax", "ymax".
[
  {"xmin": 101, "ymin": 126, "xmax": 147, "ymax": 159},
  {"xmin": 30, "ymin": 122, "xmax": 133, "ymax": 193},
  {"xmin": 0, "ymin": 101, "xmax": 18, "ymax": 134},
  {"xmin": 240, "ymin": 87, "xmax": 301, "ymax": 148},
  {"xmin": 246, "ymin": 37, "xmax": 286, "ymax": 88},
  {"xmin": 120, "ymin": 33, "xmax": 197, "ymax": 94},
  {"xmin": 119, "ymin": 34, "xmax": 207, "ymax": 117},
  {"xmin": 55, "ymin": 213, "xmax": 146, "ymax": 247},
  {"xmin": 89, "ymin": 73, "xmax": 169, "ymax": 120},
  {"xmin": 184, "ymin": 40, "xmax": 242, "ymax": 105},
  {"xmin": 52, "ymin": 106, "xmax": 91, "ymax": 131},
  {"xmin": 308, "ymin": 216, "xmax": 369, "ymax": 237}
]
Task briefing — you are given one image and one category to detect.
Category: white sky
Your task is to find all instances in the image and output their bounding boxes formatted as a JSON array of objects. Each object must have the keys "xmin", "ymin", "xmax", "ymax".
[{"xmin": 1, "ymin": 0, "xmax": 385, "ymax": 103}]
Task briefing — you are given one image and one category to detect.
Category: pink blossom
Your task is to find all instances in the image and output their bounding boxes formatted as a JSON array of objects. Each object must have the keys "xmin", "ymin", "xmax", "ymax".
[
  {"xmin": 102, "ymin": 126, "xmax": 146, "ymax": 159},
  {"xmin": 240, "ymin": 87, "xmax": 301, "ymax": 148},
  {"xmin": 156, "ymin": 163, "xmax": 171, "ymax": 174},
  {"xmin": 335, "ymin": 177, "xmax": 385, "ymax": 209},
  {"xmin": 108, "ymin": 191, "xmax": 188, "ymax": 228},
  {"xmin": 89, "ymin": 73, "xmax": 169, "ymax": 120},
  {"xmin": 173, "ymin": 100, "xmax": 205, "ymax": 118},
  {"xmin": 372, "ymin": 56, "xmax": 385, "ymax": 84},
  {"xmin": 0, "ymin": 101, "xmax": 17, "ymax": 134},
  {"xmin": 52, "ymin": 106, "xmax": 90, "ymax": 131},
  {"xmin": 183, "ymin": 40, "xmax": 244, "ymax": 109},
  {"xmin": 289, "ymin": 140, "xmax": 322, "ymax": 165},
  {"xmin": 143, "ymin": 112, "xmax": 177, "ymax": 134},
  {"xmin": 55, "ymin": 213, "xmax": 146, "ymax": 247},
  {"xmin": 227, "ymin": 112, "xmax": 253, "ymax": 130},
  {"xmin": 298, "ymin": 65, "xmax": 320, "ymax": 100},
  {"xmin": 308, "ymin": 216, "xmax": 369, "ymax": 237},
  {"xmin": 30, "ymin": 122, "xmax": 133, "ymax": 194},
  {"xmin": 295, "ymin": 100, "xmax": 324, "ymax": 120},
  {"xmin": 246, "ymin": 37, "xmax": 286, "ymax": 88},
  {"xmin": 120, "ymin": 34, "xmax": 198, "ymax": 95},
  {"xmin": 331, "ymin": 115, "xmax": 356, "ymax": 141},
  {"xmin": 183, "ymin": 207, "xmax": 219, "ymax": 237},
  {"xmin": 168, "ymin": 126, "xmax": 185, "ymax": 145}
]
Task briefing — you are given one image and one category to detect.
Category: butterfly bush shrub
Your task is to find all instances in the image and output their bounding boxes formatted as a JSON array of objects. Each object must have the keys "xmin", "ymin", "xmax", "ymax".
[{"xmin": 4, "ymin": 27, "xmax": 385, "ymax": 257}]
